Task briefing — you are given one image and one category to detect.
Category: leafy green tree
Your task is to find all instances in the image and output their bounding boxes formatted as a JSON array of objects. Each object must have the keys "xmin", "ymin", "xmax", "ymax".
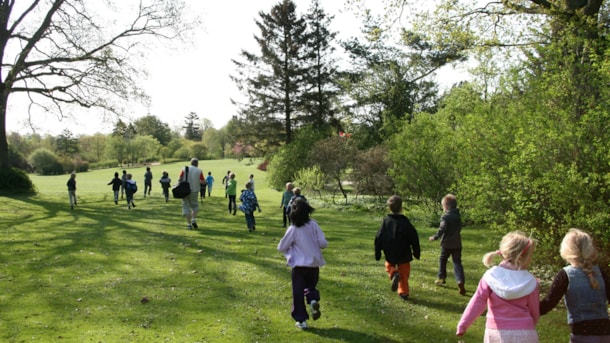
[
  {"xmin": 189, "ymin": 142, "xmax": 208, "ymax": 160},
  {"xmin": 389, "ymin": 114, "xmax": 457, "ymax": 212},
  {"xmin": 105, "ymin": 135, "xmax": 129, "ymax": 166},
  {"xmin": 78, "ymin": 133, "xmax": 107, "ymax": 163},
  {"xmin": 339, "ymin": 13, "xmax": 460, "ymax": 148},
  {"xmin": 29, "ymin": 148, "xmax": 62, "ymax": 175},
  {"xmin": 131, "ymin": 135, "xmax": 161, "ymax": 163},
  {"xmin": 351, "ymin": 145, "xmax": 394, "ymax": 199},
  {"xmin": 133, "ymin": 115, "xmax": 172, "ymax": 146},
  {"xmin": 267, "ymin": 126, "xmax": 327, "ymax": 190},
  {"xmin": 307, "ymin": 135, "xmax": 358, "ymax": 203},
  {"xmin": 0, "ymin": 0, "xmax": 196, "ymax": 172}
]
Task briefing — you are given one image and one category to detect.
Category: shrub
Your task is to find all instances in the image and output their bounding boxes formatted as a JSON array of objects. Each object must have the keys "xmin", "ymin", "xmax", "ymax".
[
  {"xmin": 0, "ymin": 167, "xmax": 36, "ymax": 195},
  {"xmin": 29, "ymin": 148, "xmax": 63, "ymax": 175}
]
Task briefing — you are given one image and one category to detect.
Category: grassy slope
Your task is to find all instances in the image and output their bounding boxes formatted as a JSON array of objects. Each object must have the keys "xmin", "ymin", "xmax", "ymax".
[{"xmin": 0, "ymin": 159, "xmax": 570, "ymax": 342}]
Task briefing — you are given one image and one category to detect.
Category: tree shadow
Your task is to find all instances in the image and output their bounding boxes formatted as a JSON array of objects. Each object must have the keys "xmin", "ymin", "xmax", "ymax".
[{"xmin": 306, "ymin": 326, "xmax": 402, "ymax": 343}]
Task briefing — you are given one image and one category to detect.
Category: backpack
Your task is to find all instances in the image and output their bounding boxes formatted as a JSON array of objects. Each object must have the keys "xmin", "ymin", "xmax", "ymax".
[{"xmin": 127, "ymin": 181, "xmax": 137, "ymax": 194}]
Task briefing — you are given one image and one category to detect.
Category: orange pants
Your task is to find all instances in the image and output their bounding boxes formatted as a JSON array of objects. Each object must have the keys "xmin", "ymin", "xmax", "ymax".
[{"xmin": 385, "ymin": 261, "xmax": 411, "ymax": 296}]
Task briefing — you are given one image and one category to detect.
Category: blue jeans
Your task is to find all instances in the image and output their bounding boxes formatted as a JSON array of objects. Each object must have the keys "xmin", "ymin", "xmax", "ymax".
[{"xmin": 438, "ymin": 247, "xmax": 465, "ymax": 284}]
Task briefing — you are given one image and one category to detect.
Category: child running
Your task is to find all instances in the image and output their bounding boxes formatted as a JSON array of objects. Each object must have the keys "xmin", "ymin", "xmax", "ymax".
[
  {"xmin": 67, "ymin": 172, "xmax": 77, "ymax": 209},
  {"xmin": 277, "ymin": 198, "xmax": 328, "ymax": 330},
  {"xmin": 457, "ymin": 231, "xmax": 539, "ymax": 343},
  {"xmin": 374, "ymin": 195, "xmax": 420, "ymax": 301},
  {"xmin": 107, "ymin": 172, "xmax": 122, "ymax": 204},
  {"xmin": 124, "ymin": 173, "xmax": 137, "ymax": 209},
  {"xmin": 159, "ymin": 171, "xmax": 171, "ymax": 203},
  {"xmin": 279, "ymin": 182, "xmax": 294, "ymax": 228},
  {"xmin": 239, "ymin": 181, "xmax": 261, "ymax": 232},
  {"xmin": 539, "ymin": 228, "xmax": 610, "ymax": 342}
]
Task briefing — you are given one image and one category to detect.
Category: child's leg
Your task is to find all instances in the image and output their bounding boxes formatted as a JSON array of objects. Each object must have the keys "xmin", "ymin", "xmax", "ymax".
[
  {"xmin": 291, "ymin": 267, "xmax": 308, "ymax": 322},
  {"xmin": 385, "ymin": 261, "xmax": 399, "ymax": 280},
  {"xmin": 397, "ymin": 262, "xmax": 411, "ymax": 296},
  {"xmin": 438, "ymin": 247, "xmax": 450, "ymax": 280},
  {"xmin": 303, "ymin": 267, "xmax": 320, "ymax": 304},
  {"xmin": 451, "ymin": 249, "xmax": 465, "ymax": 285}
]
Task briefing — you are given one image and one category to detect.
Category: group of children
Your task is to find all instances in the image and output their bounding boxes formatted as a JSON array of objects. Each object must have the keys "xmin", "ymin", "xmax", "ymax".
[
  {"xmin": 373, "ymin": 193, "xmax": 609, "ymax": 342},
  {"xmin": 66, "ymin": 170, "xmax": 609, "ymax": 340}
]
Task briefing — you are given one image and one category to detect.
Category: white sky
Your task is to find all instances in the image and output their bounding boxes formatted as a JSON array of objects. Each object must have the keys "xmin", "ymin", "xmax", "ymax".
[{"xmin": 6, "ymin": 0, "xmax": 468, "ymax": 137}]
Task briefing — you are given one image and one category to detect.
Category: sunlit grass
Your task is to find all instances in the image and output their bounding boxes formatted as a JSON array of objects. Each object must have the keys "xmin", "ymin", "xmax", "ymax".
[{"xmin": 0, "ymin": 159, "xmax": 570, "ymax": 342}]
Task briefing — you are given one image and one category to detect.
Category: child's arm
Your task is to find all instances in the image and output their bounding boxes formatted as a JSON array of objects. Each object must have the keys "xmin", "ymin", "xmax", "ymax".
[
  {"xmin": 539, "ymin": 269, "xmax": 568, "ymax": 315},
  {"xmin": 456, "ymin": 278, "xmax": 489, "ymax": 336}
]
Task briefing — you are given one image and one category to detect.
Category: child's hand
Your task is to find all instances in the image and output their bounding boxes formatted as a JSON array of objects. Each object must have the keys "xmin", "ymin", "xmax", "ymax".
[{"xmin": 428, "ymin": 236, "xmax": 435, "ymax": 241}]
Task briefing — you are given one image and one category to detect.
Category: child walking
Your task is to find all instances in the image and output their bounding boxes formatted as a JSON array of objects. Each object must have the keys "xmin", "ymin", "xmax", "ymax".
[
  {"xmin": 107, "ymin": 172, "xmax": 122, "ymax": 204},
  {"xmin": 429, "ymin": 193, "xmax": 466, "ymax": 295},
  {"xmin": 540, "ymin": 228, "xmax": 610, "ymax": 342},
  {"xmin": 205, "ymin": 172, "xmax": 214, "ymax": 197},
  {"xmin": 280, "ymin": 182, "xmax": 294, "ymax": 227},
  {"xmin": 124, "ymin": 173, "xmax": 137, "ymax": 209},
  {"xmin": 374, "ymin": 195, "xmax": 420, "ymax": 301},
  {"xmin": 159, "ymin": 171, "xmax": 171, "ymax": 202},
  {"xmin": 226, "ymin": 172, "xmax": 237, "ymax": 215},
  {"xmin": 67, "ymin": 172, "xmax": 77, "ymax": 209},
  {"xmin": 277, "ymin": 198, "xmax": 328, "ymax": 330},
  {"xmin": 456, "ymin": 231, "xmax": 539, "ymax": 342},
  {"xmin": 239, "ymin": 181, "xmax": 261, "ymax": 232}
]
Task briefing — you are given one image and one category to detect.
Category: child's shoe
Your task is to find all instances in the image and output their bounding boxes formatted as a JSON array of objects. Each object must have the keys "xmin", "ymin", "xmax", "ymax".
[
  {"xmin": 391, "ymin": 272, "xmax": 400, "ymax": 292},
  {"xmin": 434, "ymin": 279, "xmax": 446, "ymax": 285},
  {"xmin": 295, "ymin": 321, "xmax": 307, "ymax": 329},
  {"xmin": 458, "ymin": 282, "xmax": 466, "ymax": 295},
  {"xmin": 310, "ymin": 300, "xmax": 321, "ymax": 320},
  {"xmin": 191, "ymin": 221, "xmax": 198, "ymax": 229}
]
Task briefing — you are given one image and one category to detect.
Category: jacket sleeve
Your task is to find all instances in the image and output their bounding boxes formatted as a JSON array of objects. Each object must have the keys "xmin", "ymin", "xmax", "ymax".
[
  {"xmin": 539, "ymin": 269, "xmax": 568, "ymax": 315},
  {"xmin": 431, "ymin": 213, "xmax": 447, "ymax": 241},
  {"xmin": 457, "ymin": 277, "xmax": 490, "ymax": 336},
  {"xmin": 409, "ymin": 224, "xmax": 421, "ymax": 260},
  {"xmin": 277, "ymin": 227, "xmax": 294, "ymax": 253},
  {"xmin": 374, "ymin": 223, "xmax": 384, "ymax": 261}
]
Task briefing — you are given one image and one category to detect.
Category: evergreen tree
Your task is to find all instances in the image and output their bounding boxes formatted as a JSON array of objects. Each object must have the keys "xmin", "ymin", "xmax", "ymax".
[
  {"xmin": 231, "ymin": 0, "xmax": 309, "ymax": 147},
  {"xmin": 183, "ymin": 112, "xmax": 202, "ymax": 141},
  {"xmin": 300, "ymin": 0, "xmax": 340, "ymax": 131},
  {"xmin": 55, "ymin": 129, "xmax": 79, "ymax": 157}
]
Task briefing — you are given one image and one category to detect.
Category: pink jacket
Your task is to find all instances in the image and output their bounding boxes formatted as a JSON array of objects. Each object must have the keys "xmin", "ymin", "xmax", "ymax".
[{"xmin": 457, "ymin": 262, "xmax": 540, "ymax": 335}]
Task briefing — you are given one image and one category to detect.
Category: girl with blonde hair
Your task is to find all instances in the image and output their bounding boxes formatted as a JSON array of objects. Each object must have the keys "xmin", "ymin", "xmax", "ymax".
[
  {"xmin": 540, "ymin": 228, "xmax": 610, "ymax": 343},
  {"xmin": 457, "ymin": 231, "xmax": 539, "ymax": 342}
]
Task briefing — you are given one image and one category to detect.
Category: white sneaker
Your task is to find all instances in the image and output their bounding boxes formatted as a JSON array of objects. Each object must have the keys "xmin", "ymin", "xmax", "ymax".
[{"xmin": 295, "ymin": 321, "xmax": 307, "ymax": 329}]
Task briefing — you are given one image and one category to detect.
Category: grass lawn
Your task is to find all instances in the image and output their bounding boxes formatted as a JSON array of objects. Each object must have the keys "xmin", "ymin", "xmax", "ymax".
[{"xmin": 0, "ymin": 159, "xmax": 571, "ymax": 342}]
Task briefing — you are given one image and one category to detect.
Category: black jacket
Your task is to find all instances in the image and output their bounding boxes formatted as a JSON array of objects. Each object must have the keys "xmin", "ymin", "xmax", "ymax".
[{"xmin": 375, "ymin": 214, "xmax": 421, "ymax": 264}]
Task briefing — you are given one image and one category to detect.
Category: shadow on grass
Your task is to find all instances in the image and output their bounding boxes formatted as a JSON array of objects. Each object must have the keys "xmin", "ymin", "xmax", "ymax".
[{"xmin": 306, "ymin": 326, "xmax": 402, "ymax": 343}]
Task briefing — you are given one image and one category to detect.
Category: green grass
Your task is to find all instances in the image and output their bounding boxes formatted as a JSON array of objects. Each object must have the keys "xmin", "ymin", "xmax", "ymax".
[{"xmin": 0, "ymin": 159, "xmax": 570, "ymax": 342}]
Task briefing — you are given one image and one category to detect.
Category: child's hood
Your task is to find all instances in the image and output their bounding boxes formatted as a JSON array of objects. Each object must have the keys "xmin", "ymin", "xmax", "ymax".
[{"xmin": 482, "ymin": 266, "xmax": 537, "ymax": 300}]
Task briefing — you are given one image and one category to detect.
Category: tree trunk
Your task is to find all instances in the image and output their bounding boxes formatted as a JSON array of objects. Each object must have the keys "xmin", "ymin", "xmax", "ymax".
[{"xmin": 0, "ymin": 91, "xmax": 8, "ymax": 169}]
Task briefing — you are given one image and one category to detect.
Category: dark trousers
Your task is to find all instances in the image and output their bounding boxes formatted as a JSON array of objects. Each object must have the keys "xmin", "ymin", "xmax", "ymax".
[
  {"xmin": 245, "ymin": 211, "xmax": 255, "ymax": 229},
  {"xmin": 228, "ymin": 195, "xmax": 236, "ymax": 213},
  {"xmin": 291, "ymin": 266, "xmax": 320, "ymax": 322},
  {"xmin": 282, "ymin": 206, "xmax": 289, "ymax": 227},
  {"xmin": 438, "ymin": 247, "xmax": 465, "ymax": 284}
]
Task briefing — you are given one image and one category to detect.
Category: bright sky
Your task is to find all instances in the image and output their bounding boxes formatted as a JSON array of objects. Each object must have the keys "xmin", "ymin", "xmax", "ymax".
[{"xmin": 6, "ymin": 0, "xmax": 468, "ymax": 137}]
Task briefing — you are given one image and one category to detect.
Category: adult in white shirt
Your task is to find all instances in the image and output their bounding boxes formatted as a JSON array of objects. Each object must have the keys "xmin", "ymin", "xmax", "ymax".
[{"xmin": 178, "ymin": 158, "xmax": 204, "ymax": 229}]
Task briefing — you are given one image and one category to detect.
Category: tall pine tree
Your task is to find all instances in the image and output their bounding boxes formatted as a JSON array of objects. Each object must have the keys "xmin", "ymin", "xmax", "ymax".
[
  {"xmin": 231, "ymin": 0, "xmax": 308, "ymax": 148},
  {"xmin": 298, "ymin": 0, "xmax": 339, "ymax": 132}
]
